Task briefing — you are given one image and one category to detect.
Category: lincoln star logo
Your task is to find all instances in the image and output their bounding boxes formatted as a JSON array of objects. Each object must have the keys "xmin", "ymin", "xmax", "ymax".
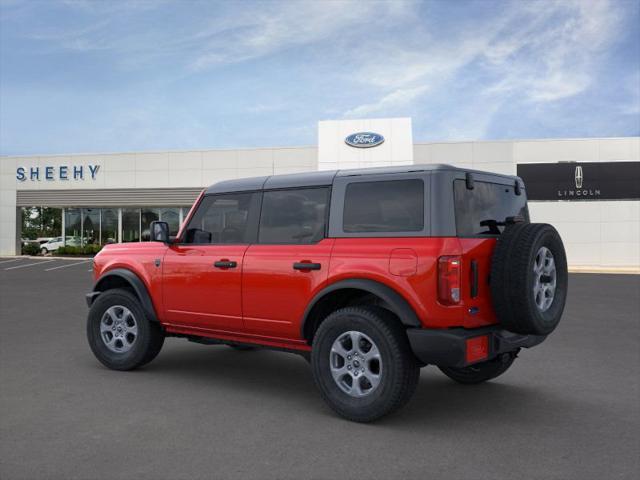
[
  {"xmin": 558, "ymin": 164, "xmax": 600, "ymax": 198},
  {"xmin": 345, "ymin": 132, "xmax": 385, "ymax": 148},
  {"xmin": 575, "ymin": 166, "xmax": 583, "ymax": 189}
]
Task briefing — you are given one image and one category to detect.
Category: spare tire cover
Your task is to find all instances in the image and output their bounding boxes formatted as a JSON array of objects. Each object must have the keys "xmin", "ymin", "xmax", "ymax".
[{"xmin": 490, "ymin": 223, "xmax": 568, "ymax": 335}]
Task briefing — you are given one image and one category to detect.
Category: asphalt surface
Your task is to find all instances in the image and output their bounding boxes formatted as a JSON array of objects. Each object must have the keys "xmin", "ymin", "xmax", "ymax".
[{"xmin": 0, "ymin": 257, "xmax": 638, "ymax": 480}]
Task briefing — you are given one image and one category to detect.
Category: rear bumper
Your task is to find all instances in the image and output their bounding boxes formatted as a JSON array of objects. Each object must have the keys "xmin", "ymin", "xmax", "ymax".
[{"xmin": 406, "ymin": 326, "xmax": 546, "ymax": 368}]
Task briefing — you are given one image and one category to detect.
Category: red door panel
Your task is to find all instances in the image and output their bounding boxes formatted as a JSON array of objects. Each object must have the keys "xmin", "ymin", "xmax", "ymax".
[
  {"xmin": 242, "ymin": 239, "xmax": 335, "ymax": 339},
  {"xmin": 162, "ymin": 244, "xmax": 247, "ymax": 330}
]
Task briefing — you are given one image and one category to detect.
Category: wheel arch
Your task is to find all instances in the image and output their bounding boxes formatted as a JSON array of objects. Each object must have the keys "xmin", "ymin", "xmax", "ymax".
[
  {"xmin": 89, "ymin": 268, "xmax": 159, "ymax": 323},
  {"xmin": 301, "ymin": 278, "xmax": 421, "ymax": 344}
]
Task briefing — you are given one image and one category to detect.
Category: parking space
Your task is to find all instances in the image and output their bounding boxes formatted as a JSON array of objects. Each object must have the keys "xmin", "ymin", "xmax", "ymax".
[
  {"xmin": 0, "ymin": 256, "xmax": 93, "ymax": 273},
  {"xmin": 0, "ymin": 266, "xmax": 638, "ymax": 480}
]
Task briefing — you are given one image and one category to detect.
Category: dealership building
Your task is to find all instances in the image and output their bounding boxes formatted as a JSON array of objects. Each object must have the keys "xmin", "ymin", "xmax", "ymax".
[{"xmin": 1, "ymin": 118, "xmax": 638, "ymax": 270}]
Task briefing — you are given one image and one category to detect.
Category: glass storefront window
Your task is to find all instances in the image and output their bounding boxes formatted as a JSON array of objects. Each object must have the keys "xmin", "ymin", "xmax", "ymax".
[
  {"xmin": 64, "ymin": 208, "xmax": 82, "ymax": 246},
  {"xmin": 160, "ymin": 208, "xmax": 181, "ymax": 236},
  {"xmin": 59, "ymin": 206, "xmax": 190, "ymax": 245},
  {"xmin": 21, "ymin": 207, "xmax": 62, "ymax": 240},
  {"xmin": 141, "ymin": 208, "xmax": 159, "ymax": 241},
  {"xmin": 82, "ymin": 208, "xmax": 100, "ymax": 245},
  {"xmin": 122, "ymin": 208, "xmax": 140, "ymax": 243},
  {"xmin": 101, "ymin": 208, "xmax": 118, "ymax": 244}
]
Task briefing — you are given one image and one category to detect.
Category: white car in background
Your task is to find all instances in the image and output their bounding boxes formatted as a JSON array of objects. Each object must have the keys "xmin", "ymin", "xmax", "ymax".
[{"xmin": 40, "ymin": 236, "xmax": 80, "ymax": 255}]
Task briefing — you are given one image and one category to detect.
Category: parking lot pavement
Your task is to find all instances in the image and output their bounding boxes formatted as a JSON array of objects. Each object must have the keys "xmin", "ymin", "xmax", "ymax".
[
  {"xmin": 0, "ymin": 256, "xmax": 93, "ymax": 273},
  {"xmin": 0, "ymin": 265, "xmax": 638, "ymax": 480}
]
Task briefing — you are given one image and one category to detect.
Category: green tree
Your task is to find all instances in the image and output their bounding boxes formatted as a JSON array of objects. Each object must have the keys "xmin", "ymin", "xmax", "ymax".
[{"xmin": 21, "ymin": 207, "xmax": 62, "ymax": 239}]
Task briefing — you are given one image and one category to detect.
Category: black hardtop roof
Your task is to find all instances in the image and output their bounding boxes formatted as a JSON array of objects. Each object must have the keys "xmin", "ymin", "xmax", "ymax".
[{"xmin": 205, "ymin": 163, "xmax": 519, "ymax": 194}]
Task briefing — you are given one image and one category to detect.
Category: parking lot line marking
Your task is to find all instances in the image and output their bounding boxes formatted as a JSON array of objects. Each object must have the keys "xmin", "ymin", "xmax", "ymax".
[
  {"xmin": 5, "ymin": 260, "xmax": 56, "ymax": 270},
  {"xmin": 0, "ymin": 258, "xmax": 23, "ymax": 265},
  {"xmin": 45, "ymin": 260, "xmax": 91, "ymax": 271}
]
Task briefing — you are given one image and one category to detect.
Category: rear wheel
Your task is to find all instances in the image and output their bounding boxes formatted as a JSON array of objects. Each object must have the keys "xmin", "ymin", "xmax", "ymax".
[
  {"xmin": 87, "ymin": 288, "xmax": 164, "ymax": 371},
  {"xmin": 311, "ymin": 306, "xmax": 419, "ymax": 422},
  {"xmin": 439, "ymin": 352, "xmax": 517, "ymax": 385}
]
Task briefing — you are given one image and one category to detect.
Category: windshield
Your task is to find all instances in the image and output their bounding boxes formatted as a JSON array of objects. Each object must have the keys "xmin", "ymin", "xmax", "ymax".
[{"xmin": 454, "ymin": 179, "xmax": 529, "ymax": 236}]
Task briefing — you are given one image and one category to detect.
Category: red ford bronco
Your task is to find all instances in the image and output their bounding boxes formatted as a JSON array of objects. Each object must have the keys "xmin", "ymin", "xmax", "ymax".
[{"xmin": 86, "ymin": 165, "xmax": 567, "ymax": 422}]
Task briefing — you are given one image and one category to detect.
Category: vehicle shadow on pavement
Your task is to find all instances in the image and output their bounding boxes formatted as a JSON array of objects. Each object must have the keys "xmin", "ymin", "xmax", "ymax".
[
  {"xmin": 141, "ymin": 343, "xmax": 320, "ymax": 399},
  {"xmin": 132, "ymin": 342, "xmax": 581, "ymax": 427}
]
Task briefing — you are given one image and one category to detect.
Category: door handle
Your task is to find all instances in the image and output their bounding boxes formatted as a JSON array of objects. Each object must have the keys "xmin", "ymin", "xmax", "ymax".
[
  {"xmin": 293, "ymin": 262, "xmax": 321, "ymax": 271},
  {"xmin": 214, "ymin": 260, "xmax": 237, "ymax": 269}
]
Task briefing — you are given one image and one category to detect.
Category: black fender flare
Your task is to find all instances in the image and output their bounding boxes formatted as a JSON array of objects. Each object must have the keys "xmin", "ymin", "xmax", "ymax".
[
  {"xmin": 87, "ymin": 268, "xmax": 159, "ymax": 323},
  {"xmin": 301, "ymin": 278, "xmax": 422, "ymax": 339}
]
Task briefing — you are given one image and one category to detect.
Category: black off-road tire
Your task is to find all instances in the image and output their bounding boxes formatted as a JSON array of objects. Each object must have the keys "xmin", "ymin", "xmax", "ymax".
[
  {"xmin": 311, "ymin": 306, "xmax": 420, "ymax": 423},
  {"xmin": 439, "ymin": 352, "xmax": 516, "ymax": 385},
  {"xmin": 491, "ymin": 223, "xmax": 568, "ymax": 335},
  {"xmin": 87, "ymin": 288, "xmax": 164, "ymax": 371}
]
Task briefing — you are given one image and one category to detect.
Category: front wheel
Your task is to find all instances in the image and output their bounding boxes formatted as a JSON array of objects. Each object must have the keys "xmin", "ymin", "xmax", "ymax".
[
  {"xmin": 311, "ymin": 306, "xmax": 419, "ymax": 422},
  {"xmin": 87, "ymin": 288, "xmax": 164, "ymax": 371},
  {"xmin": 438, "ymin": 352, "xmax": 516, "ymax": 385},
  {"xmin": 40, "ymin": 248, "xmax": 48, "ymax": 255}
]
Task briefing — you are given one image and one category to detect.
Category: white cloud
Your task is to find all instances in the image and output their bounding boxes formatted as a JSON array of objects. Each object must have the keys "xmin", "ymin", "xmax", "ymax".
[
  {"xmin": 483, "ymin": 0, "xmax": 622, "ymax": 103},
  {"xmin": 342, "ymin": 0, "xmax": 625, "ymax": 135},
  {"xmin": 189, "ymin": 1, "xmax": 413, "ymax": 71},
  {"xmin": 344, "ymin": 85, "xmax": 429, "ymax": 117}
]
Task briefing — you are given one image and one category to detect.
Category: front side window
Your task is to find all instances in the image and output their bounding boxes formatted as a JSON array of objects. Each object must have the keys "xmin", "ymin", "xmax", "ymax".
[
  {"xmin": 259, "ymin": 188, "xmax": 329, "ymax": 244},
  {"xmin": 183, "ymin": 193, "xmax": 258, "ymax": 244},
  {"xmin": 343, "ymin": 179, "xmax": 424, "ymax": 233}
]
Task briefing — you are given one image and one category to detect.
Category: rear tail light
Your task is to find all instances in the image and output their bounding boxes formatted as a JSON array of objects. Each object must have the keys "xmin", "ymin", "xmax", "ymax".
[{"xmin": 438, "ymin": 255, "xmax": 461, "ymax": 305}]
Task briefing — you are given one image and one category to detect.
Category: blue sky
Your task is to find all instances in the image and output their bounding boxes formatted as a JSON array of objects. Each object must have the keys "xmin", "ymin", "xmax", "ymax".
[{"xmin": 1, "ymin": 0, "xmax": 639, "ymax": 155}]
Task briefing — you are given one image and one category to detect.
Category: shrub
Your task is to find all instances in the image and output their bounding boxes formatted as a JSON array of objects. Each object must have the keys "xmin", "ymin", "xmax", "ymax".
[
  {"xmin": 55, "ymin": 244, "xmax": 102, "ymax": 256},
  {"xmin": 22, "ymin": 243, "xmax": 41, "ymax": 256}
]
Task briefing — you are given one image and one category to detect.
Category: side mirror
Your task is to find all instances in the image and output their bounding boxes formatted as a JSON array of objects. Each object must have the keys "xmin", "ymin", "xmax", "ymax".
[{"xmin": 150, "ymin": 221, "xmax": 170, "ymax": 243}]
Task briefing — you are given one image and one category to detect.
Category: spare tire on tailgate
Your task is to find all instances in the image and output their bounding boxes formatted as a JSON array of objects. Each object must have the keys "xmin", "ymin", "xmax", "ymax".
[{"xmin": 490, "ymin": 223, "xmax": 568, "ymax": 335}]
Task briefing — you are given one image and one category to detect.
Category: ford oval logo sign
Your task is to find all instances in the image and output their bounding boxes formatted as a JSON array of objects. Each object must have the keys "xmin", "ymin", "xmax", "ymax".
[{"xmin": 345, "ymin": 132, "xmax": 385, "ymax": 148}]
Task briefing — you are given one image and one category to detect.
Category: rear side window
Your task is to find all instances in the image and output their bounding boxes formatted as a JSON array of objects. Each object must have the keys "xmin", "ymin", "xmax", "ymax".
[
  {"xmin": 183, "ymin": 192, "xmax": 259, "ymax": 244},
  {"xmin": 343, "ymin": 179, "xmax": 424, "ymax": 233},
  {"xmin": 454, "ymin": 180, "xmax": 529, "ymax": 236},
  {"xmin": 259, "ymin": 188, "xmax": 329, "ymax": 244}
]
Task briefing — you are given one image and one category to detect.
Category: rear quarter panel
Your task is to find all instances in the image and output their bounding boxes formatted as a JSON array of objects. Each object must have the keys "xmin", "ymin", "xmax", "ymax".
[{"xmin": 329, "ymin": 237, "xmax": 499, "ymax": 329}]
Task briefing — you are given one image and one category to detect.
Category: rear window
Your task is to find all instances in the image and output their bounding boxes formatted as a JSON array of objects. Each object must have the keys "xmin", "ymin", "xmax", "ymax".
[
  {"xmin": 343, "ymin": 179, "xmax": 424, "ymax": 233},
  {"xmin": 454, "ymin": 180, "xmax": 529, "ymax": 236}
]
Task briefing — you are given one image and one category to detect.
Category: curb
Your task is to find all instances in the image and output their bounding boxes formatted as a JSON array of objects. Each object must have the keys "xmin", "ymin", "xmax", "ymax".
[{"xmin": 568, "ymin": 267, "xmax": 640, "ymax": 275}]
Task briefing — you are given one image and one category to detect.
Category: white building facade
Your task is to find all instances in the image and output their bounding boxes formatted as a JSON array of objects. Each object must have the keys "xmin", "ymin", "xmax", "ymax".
[{"xmin": 1, "ymin": 118, "xmax": 638, "ymax": 270}]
